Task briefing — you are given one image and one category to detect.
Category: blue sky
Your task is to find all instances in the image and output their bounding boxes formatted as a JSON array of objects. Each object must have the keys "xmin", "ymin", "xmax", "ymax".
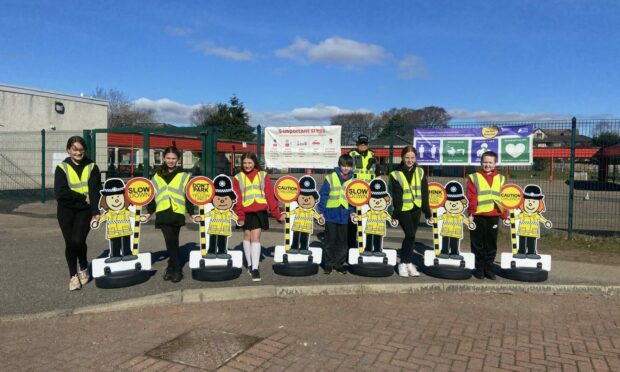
[{"xmin": 1, "ymin": 0, "xmax": 618, "ymax": 126}]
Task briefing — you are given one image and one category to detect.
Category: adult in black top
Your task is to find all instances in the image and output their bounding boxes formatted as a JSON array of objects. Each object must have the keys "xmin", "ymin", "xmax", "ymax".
[{"xmin": 54, "ymin": 136, "xmax": 101, "ymax": 291}]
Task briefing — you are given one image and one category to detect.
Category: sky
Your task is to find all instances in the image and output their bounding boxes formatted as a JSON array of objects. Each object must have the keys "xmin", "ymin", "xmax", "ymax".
[{"xmin": 1, "ymin": 0, "xmax": 619, "ymax": 127}]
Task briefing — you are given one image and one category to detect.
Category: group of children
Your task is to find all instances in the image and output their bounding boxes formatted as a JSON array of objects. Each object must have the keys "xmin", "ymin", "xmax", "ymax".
[{"xmin": 55, "ymin": 134, "xmax": 516, "ymax": 291}]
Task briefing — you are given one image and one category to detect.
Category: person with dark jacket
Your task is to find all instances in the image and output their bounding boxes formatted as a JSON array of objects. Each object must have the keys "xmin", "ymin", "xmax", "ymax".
[
  {"xmin": 55, "ymin": 136, "xmax": 101, "ymax": 291},
  {"xmin": 389, "ymin": 145, "xmax": 431, "ymax": 278},
  {"xmin": 144, "ymin": 146, "xmax": 197, "ymax": 283}
]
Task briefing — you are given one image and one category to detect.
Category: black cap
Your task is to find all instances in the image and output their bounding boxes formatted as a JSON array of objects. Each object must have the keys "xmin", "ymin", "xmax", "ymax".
[
  {"xmin": 523, "ymin": 184, "xmax": 544, "ymax": 200},
  {"xmin": 369, "ymin": 179, "xmax": 388, "ymax": 198},
  {"xmin": 213, "ymin": 175, "xmax": 237, "ymax": 201},
  {"xmin": 357, "ymin": 134, "xmax": 369, "ymax": 145},
  {"xmin": 101, "ymin": 178, "xmax": 125, "ymax": 196},
  {"xmin": 445, "ymin": 181, "xmax": 465, "ymax": 201},
  {"xmin": 299, "ymin": 176, "xmax": 319, "ymax": 199}
]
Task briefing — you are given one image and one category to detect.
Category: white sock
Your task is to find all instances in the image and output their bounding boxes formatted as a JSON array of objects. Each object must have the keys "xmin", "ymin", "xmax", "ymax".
[
  {"xmin": 251, "ymin": 242, "xmax": 261, "ymax": 270},
  {"xmin": 243, "ymin": 240, "xmax": 252, "ymax": 268}
]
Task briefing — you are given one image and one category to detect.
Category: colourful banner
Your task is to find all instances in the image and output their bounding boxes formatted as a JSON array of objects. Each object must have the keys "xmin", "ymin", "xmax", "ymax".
[
  {"xmin": 413, "ymin": 125, "xmax": 533, "ymax": 166},
  {"xmin": 264, "ymin": 126, "xmax": 341, "ymax": 169}
]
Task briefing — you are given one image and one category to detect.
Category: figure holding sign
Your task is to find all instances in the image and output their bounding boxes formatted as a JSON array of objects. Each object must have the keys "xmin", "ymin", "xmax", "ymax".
[
  {"xmin": 351, "ymin": 179, "xmax": 397, "ymax": 256},
  {"xmin": 509, "ymin": 185, "xmax": 552, "ymax": 259},
  {"xmin": 287, "ymin": 176, "xmax": 324, "ymax": 252}
]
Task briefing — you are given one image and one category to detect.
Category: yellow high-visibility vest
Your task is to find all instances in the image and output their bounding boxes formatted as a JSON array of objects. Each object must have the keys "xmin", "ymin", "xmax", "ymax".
[
  {"xmin": 57, "ymin": 162, "xmax": 94, "ymax": 196},
  {"xmin": 204, "ymin": 209, "xmax": 237, "ymax": 236},
  {"xmin": 235, "ymin": 171, "xmax": 267, "ymax": 207},
  {"xmin": 350, "ymin": 150, "xmax": 375, "ymax": 181},
  {"xmin": 100, "ymin": 209, "xmax": 134, "ymax": 239},
  {"xmin": 153, "ymin": 172, "xmax": 190, "ymax": 214},
  {"xmin": 469, "ymin": 172, "xmax": 505, "ymax": 214},
  {"xmin": 516, "ymin": 213, "xmax": 547, "ymax": 238},
  {"xmin": 290, "ymin": 207, "xmax": 321, "ymax": 234},
  {"xmin": 437, "ymin": 213, "xmax": 469, "ymax": 238},
  {"xmin": 390, "ymin": 168, "xmax": 424, "ymax": 211},
  {"xmin": 325, "ymin": 172, "xmax": 351, "ymax": 209}
]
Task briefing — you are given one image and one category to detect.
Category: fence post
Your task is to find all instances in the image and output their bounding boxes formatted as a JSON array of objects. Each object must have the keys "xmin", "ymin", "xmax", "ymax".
[
  {"xmin": 41, "ymin": 129, "xmax": 46, "ymax": 203},
  {"xmin": 567, "ymin": 117, "xmax": 577, "ymax": 238},
  {"xmin": 142, "ymin": 132, "xmax": 150, "ymax": 178},
  {"xmin": 201, "ymin": 129, "xmax": 208, "ymax": 177},
  {"xmin": 388, "ymin": 123, "xmax": 394, "ymax": 174},
  {"xmin": 256, "ymin": 125, "xmax": 262, "ymax": 166},
  {"xmin": 82, "ymin": 129, "xmax": 92, "ymax": 159}
]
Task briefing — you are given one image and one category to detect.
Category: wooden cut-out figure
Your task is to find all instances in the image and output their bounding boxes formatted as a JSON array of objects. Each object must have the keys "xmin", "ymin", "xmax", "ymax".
[
  {"xmin": 351, "ymin": 178, "xmax": 398, "ymax": 256},
  {"xmin": 285, "ymin": 175, "xmax": 324, "ymax": 252},
  {"xmin": 428, "ymin": 181, "xmax": 475, "ymax": 260},
  {"xmin": 507, "ymin": 184, "xmax": 552, "ymax": 259}
]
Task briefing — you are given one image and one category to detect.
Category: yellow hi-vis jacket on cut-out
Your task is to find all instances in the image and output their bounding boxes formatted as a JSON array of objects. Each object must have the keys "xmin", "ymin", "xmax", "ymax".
[
  {"xmin": 468, "ymin": 172, "xmax": 505, "ymax": 214},
  {"xmin": 516, "ymin": 212, "xmax": 548, "ymax": 238},
  {"xmin": 349, "ymin": 150, "xmax": 376, "ymax": 181},
  {"xmin": 57, "ymin": 162, "xmax": 94, "ymax": 196},
  {"xmin": 203, "ymin": 209, "xmax": 238, "ymax": 236},
  {"xmin": 288, "ymin": 207, "xmax": 321, "ymax": 234},
  {"xmin": 325, "ymin": 172, "xmax": 352, "ymax": 209},
  {"xmin": 235, "ymin": 171, "xmax": 267, "ymax": 207},
  {"xmin": 153, "ymin": 172, "xmax": 190, "ymax": 214},
  {"xmin": 358, "ymin": 210, "xmax": 393, "ymax": 236},
  {"xmin": 436, "ymin": 212, "xmax": 469, "ymax": 239},
  {"xmin": 390, "ymin": 168, "xmax": 424, "ymax": 211},
  {"xmin": 99, "ymin": 209, "xmax": 134, "ymax": 239}
]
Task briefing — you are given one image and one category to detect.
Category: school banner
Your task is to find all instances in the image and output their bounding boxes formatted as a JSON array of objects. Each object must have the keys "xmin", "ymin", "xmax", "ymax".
[
  {"xmin": 265, "ymin": 126, "xmax": 341, "ymax": 169},
  {"xmin": 413, "ymin": 125, "xmax": 533, "ymax": 166}
]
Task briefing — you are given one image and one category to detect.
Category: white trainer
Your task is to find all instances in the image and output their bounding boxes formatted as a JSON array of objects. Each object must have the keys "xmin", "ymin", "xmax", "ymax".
[
  {"xmin": 78, "ymin": 268, "xmax": 90, "ymax": 286},
  {"xmin": 407, "ymin": 263, "xmax": 420, "ymax": 277},
  {"xmin": 69, "ymin": 275, "xmax": 82, "ymax": 291},
  {"xmin": 398, "ymin": 263, "xmax": 409, "ymax": 277}
]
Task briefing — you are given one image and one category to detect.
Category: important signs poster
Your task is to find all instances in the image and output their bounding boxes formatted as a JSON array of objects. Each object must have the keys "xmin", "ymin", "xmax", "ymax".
[
  {"xmin": 413, "ymin": 125, "xmax": 533, "ymax": 166},
  {"xmin": 264, "ymin": 126, "xmax": 341, "ymax": 169}
]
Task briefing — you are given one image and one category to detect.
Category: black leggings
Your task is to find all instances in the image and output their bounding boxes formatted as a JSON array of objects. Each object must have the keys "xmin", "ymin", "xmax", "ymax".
[
  {"xmin": 291, "ymin": 231, "xmax": 310, "ymax": 251},
  {"xmin": 397, "ymin": 208, "xmax": 422, "ymax": 264},
  {"xmin": 365, "ymin": 234, "xmax": 383, "ymax": 253},
  {"xmin": 208, "ymin": 234, "xmax": 228, "ymax": 254},
  {"xmin": 160, "ymin": 225, "xmax": 181, "ymax": 271},
  {"xmin": 57, "ymin": 205, "xmax": 91, "ymax": 277}
]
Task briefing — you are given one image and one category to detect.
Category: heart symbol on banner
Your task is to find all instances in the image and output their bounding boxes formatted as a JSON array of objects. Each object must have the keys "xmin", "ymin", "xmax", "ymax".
[{"xmin": 506, "ymin": 143, "xmax": 525, "ymax": 158}]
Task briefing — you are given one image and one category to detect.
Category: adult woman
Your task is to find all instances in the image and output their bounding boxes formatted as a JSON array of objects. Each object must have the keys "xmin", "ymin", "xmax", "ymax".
[
  {"xmin": 145, "ymin": 146, "xmax": 197, "ymax": 283},
  {"xmin": 389, "ymin": 146, "xmax": 431, "ymax": 277},
  {"xmin": 55, "ymin": 136, "xmax": 101, "ymax": 291},
  {"xmin": 232, "ymin": 152, "xmax": 283, "ymax": 281}
]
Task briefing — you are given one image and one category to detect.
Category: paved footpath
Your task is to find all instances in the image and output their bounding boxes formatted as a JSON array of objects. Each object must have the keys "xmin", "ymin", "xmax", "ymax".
[{"xmin": 2, "ymin": 292, "xmax": 620, "ymax": 371}]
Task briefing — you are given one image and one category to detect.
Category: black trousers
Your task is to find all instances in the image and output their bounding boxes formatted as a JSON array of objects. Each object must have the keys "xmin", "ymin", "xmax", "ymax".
[
  {"xmin": 518, "ymin": 236, "xmax": 538, "ymax": 255},
  {"xmin": 57, "ymin": 205, "xmax": 91, "ymax": 277},
  {"xmin": 110, "ymin": 235, "xmax": 131, "ymax": 257},
  {"xmin": 397, "ymin": 208, "xmax": 422, "ymax": 264},
  {"xmin": 470, "ymin": 216, "xmax": 499, "ymax": 274},
  {"xmin": 208, "ymin": 234, "xmax": 228, "ymax": 254},
  {"xmin": 365, "ymin": 234, "xmax": 383, "ymax": 253},
  {"xmin": 159, "ymin": 225, "xmax": 181, "ymax": 271},
  {"xmin": 441, "ymin": 236, "xmax": 460, "ymax": 255},
  {"xmin": 324, "ymin": 222, "xmax": 348, "ymax": 268},
  {"xmin": 291, "ymin": 231, "xmax": 309, "ymax": 251}
]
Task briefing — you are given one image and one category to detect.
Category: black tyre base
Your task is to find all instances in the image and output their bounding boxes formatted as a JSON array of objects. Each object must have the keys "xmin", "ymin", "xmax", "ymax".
[
  {"xmin": 500, "ymin": 268, "xmax": 548, "ymax": 282},
  {"xmin": 349, "ymin": 263, "xmax": 394, "ymax": 277},
  {"xmin": 273, "ymin": 262, "xmax": 319, "ymax": 276},
  {"xmin": 95, "ymin": 269, "xmax": 152, "ymax": 289},
  {"xmin": 423, "ymin": 265, "xmax": 472, "ymax": 280},
  {"xmin": 192, "ymin": 266, "xmax": 242, "ymax": 281}
]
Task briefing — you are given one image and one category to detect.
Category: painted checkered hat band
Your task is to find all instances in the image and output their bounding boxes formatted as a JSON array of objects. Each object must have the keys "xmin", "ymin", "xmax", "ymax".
[{"xmin": 103, "ymin": 186, "xmax": 124, "ymax": 193}]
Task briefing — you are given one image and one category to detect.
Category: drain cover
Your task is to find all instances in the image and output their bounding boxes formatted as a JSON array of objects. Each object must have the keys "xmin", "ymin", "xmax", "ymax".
[{"xmin": 147, "ymin": 329, "xmax": 261, "ymax": 370}]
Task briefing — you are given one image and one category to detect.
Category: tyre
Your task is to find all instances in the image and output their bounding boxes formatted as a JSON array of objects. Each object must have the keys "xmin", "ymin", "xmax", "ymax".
[
  {"xmin": 192, "ymin": 266, "xmax": 242, "ymax": 281},
  {"xmin": 422, "ymin": 264, "xmax": 472, "ymax": 280},
  {"xmin": 349, "ymin": 263, "xmax": 394, "ymax": 277},
  {"xmin": 95, "ymin": 269, "xmax": 152, "ymax": 289},
  {"xmin": 273, "ymin": 262, "xmax": 319, "ymax": 276},
  {"xmin": 500, "ymin": 268, "xmax": 548, "ymax": 282}
]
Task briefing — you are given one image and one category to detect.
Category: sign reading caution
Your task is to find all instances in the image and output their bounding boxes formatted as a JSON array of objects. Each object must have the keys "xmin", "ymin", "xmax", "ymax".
[
  {"xmin": 345, "ymin": 180, "xmax": 371, "ymax": 207},
  {"xmin": 274, "ymin": 176, "xmax": 300, "ymax": 203},
  {"xmin": 428, "ymin": 182, "xmax": 447, "ymax": 209},
  {"xmin": 500, "ymin": 184, "xmax": 524, "ymax": 210},
  {"xmin": 186, "ymin": 176, "xmax": 215, "ymax": 206},
  {"xmin": 125, "ymin": 177, "xmax": 155, "ymax": 206}
]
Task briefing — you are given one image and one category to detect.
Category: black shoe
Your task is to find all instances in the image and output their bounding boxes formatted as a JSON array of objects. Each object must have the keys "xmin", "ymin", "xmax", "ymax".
[
  {"xmin": 335, "ymin": 265, "xmax": 348, "ymax": 274},
  {"xmin": 513, "ymin": 253, "xmax": 526, "ymax": 259},
  {"xmin": 449, "ymin": 254, "xmax": 464, "ymax": 260},
  {"xmin": 473, "ymin": 271, "xmax": 484, "ymax": 279},
  {"xmin": 485, "ymin": 272, "xmax": 496, "ymax": 280},
  {"xmin": 526, "ymin": 254, "xmax": 541, "ymax": 259},
  {"xmin": 105, "ymin": 256, "xmax": 122, "ymax": 263},
  {"xmin": 122, "ymin": 255, "xmax": 138, "ymax": 261},
  {"xmin": 324, "ymin": 266, "xmax": 333, "ymax": 275},
  {"xmin": 437, "ymin": 253, "xmax": 450, "ymax": 259},
  {"xmin": 171, "ymin": 270, "xmax": 184, "ymax": 283},
  {"xmin": 251, "ymin": 269, "xmax": 261, "ymax": 282},
  {"xmin": 163, "ymin": 267, "xmax": 174, "ymax": 281},
  {"xmin": 361, "ymin": 251, "xmax": 373, "ymax": 257}
]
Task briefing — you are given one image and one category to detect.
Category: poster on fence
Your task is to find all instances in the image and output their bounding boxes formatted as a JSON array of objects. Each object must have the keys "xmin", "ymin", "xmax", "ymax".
[
  {"xmin": 413, "ymin": 125, "xmax": 533, "ymax": 166},
  {"xmin": 264, "ymin": 126, "xmax": 341, "ymax": 169}
]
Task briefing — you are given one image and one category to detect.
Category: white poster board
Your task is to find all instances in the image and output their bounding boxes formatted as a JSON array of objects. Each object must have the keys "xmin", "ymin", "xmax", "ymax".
[{"xmin": 264, "ymin": 126, "xmax": 341, "ymax": 169}]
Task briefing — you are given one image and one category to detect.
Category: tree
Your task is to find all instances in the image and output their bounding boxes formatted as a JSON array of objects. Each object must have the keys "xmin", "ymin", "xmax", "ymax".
[
  {"xmin": 593, "ymin": 131, "xmax": 620, "ymax": 147},
  {"xmin": 375, "ymin": 106, "xmax": 451, "ymax": 137},
  {"xmin": 194, "ymin": 95, "xmax": 254, "ymax": 141},
  {"xmin": 189, "ymin": 104, "xmax": 217, "ymax": 126},
  {"xmin": 330, "ymin": 113, "xmax": 378, "ymax": 146},
  {"xmin": 91, "ymin": 87, "xmax": 155, "ymax": 128}
]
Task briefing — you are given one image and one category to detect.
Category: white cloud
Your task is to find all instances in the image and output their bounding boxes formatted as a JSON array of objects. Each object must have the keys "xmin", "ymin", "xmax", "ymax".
[
  {"xmin": 276, "ymin": 36, "xmax": 388, "ymax": 65},
  {"xmin": 249, "ymin": 105, "xmax": 371, "ymax": 126},
  {"xmin": 448, "ymin": 109, "xmax": 574, "ymax": 122},
  {"xmin": 165, "ymin": 26, "xmax": 193, "ymax": 37},
  {"xmin": 397, "ymin": 54, "xmax": 427, "ymax": 79},
  {"xmin": 133, "ymin": 98, "xmax": 202, "ymax": 125},
  {"xmin": 194, "ymin": 41, "xmax": 254, "ymax": 61}
]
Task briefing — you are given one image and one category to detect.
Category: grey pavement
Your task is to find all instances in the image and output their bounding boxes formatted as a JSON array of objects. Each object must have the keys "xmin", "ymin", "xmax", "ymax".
[{"xmin": 1, "ymin": 201, "xmax": 620, "ymax": 319}]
